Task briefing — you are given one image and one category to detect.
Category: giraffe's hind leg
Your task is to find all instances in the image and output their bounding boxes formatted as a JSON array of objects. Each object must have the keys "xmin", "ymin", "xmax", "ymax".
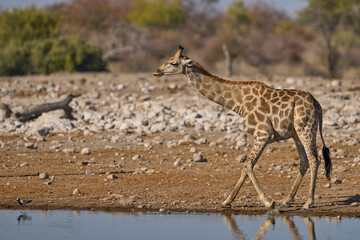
[
  {"xmin": 222, "ymin": 137, "xmax": 274, "ymax": 208},
  {"xmin": 301, "ymin": 141, "xmax": 320, "ymax": 210},
  {"xmin": 282, "ymin": 135, "xmax": 309, "ymax": 206},
  {"xmin": 295, "ymin": 124, "xmax": 320, "ymax": 210}
]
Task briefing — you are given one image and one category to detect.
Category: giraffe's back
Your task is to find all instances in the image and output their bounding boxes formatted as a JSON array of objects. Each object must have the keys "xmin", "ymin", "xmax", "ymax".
[{"xmin": 237, "ymin": 81, "xmax": 320, "ymax": 140}]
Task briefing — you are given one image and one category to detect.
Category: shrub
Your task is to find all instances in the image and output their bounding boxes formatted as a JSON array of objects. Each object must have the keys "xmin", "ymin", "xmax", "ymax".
[
  {"xmin": 127, "ymin": 0, "xmax": 184, "ymax": 28},
  {"xmin": 30, "ymin": 37, "xmax": 106, "ymax": 74},
  {"xmin": 0, "ymin": 7, "xmax": 106, "ymax": 75},
  {"xmin": 0, "ymin": 8, "xmax": 61, "ymax": 48},
  {"xmin": 0, "ymin": 41, "xmax": 31, "ymax": 75}
]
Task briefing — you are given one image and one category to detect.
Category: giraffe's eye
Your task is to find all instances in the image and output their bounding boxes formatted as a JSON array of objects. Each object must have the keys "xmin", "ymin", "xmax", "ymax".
[{"xmin": 170, "ymin": 62, "xmax": 179, "ymax": 66}]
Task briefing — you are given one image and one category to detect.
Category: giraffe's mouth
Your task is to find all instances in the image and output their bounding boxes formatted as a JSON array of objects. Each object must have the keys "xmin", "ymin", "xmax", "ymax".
[{"xmin": 152, "ymin": 70, "xmax": 163, "ymax": 77}]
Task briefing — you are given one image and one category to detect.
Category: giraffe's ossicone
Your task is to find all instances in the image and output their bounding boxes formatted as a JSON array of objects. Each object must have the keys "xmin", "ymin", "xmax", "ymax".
[{"xmin": 153, "ymin": 46, "xmax": 332, "ymax": 210}]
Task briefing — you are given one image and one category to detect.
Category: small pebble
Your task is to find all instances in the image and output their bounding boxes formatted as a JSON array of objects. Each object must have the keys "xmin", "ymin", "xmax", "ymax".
[{"xmin": 81, "ymin": 148, "xmax": 91, "ymax": 155}]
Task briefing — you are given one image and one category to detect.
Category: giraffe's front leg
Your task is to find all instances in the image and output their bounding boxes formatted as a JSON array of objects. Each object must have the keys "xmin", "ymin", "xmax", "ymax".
[
  {"xmin": 223, "ymin": 137, "xmax": 272, "ymax": 208},
  {"xmin": 222, "ymin": 169, "xmax": 248, "ymax": 208},
  {"xmin": 246, "ymin": 165, "xmax": 275, "ymax": 209}
]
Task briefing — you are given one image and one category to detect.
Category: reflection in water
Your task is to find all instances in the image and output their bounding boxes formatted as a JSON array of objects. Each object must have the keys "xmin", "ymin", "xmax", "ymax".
[
  {"xmin": 17, "ymin": 213, "xmax": 32, "ymax": 223},
  {"xmin": 0, "ymin": 210, "xmax": 357, "ymax": 240},
  {"xmin": 223, "ymin": 214, "xmax": 317, "ymax": 240}
]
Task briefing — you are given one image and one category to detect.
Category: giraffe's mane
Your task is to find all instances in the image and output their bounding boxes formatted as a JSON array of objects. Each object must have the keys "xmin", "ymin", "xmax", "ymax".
[{"xmin": 193, "ymin": 62, "xmax": 268, "ymax": 87}]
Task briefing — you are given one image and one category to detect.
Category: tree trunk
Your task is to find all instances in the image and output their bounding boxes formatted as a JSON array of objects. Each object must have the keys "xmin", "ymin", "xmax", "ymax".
[{"xmin": 222, "ymin": 44, "xmax": 233, "ymax": 77}]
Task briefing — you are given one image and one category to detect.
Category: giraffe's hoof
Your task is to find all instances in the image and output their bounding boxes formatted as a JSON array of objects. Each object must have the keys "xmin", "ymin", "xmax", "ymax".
[
  {"xmin": 300, "ymin": 206, "xmax": 311, "ymax": 211},
  {"xmin": 301, "ymin": 202, "xmax": 313, "ymax": 211},
  {"xmin": 268, "ymin": 200, "xmax": 276, "ymax": 209},
  {"xmin": 221, "ymin": 202, "xmax": 232, "ymax": 208},
  {"xmin": 278, "ymin": 200, "xmax": 290, "ymax": 208}
]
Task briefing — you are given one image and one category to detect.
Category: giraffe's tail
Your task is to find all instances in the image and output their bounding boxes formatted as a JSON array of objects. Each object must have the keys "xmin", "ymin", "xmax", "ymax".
[{"xmin": 318, "ymin": 105, "xmax": 332, "ymax": 181}]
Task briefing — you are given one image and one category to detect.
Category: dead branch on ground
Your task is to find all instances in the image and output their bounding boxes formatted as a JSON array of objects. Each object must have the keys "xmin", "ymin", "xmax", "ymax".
[{"xmin": 1, "ymin": 94, "xmax": 80, "ymax": 122}]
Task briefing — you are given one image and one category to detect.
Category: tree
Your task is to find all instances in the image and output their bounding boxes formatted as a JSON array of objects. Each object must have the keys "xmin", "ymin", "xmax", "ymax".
[
  {"xmin": 224, "ymin": 0, "xmax": 251, "ymax": 28},
  {"xmin": 0, "ymin": 8, "xmax": 61, "ymax": 47},
  {"xmin": 127, "ymin": 0, "xmax": 185, "ymax": 28},
  {"xmin": 298, "ymin": 0, "xmax": 358, "ymax": 78}
]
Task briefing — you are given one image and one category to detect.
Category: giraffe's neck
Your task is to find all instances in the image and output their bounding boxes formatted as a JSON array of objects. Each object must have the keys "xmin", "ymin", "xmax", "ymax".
[{"xmin": 184, "ymin": 63, "xmax": 244, "ymax": 114}]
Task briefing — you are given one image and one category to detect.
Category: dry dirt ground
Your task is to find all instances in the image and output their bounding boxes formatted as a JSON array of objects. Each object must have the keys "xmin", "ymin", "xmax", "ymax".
[{"xmin": 0, "ymin": 72, "xmax": 359, "ymax": 217}]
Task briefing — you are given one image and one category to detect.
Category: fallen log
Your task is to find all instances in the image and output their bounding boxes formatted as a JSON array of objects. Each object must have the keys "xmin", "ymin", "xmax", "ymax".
[{"xmin": 12, "ymin": 94, "xmax": 81, "ymax": 122}]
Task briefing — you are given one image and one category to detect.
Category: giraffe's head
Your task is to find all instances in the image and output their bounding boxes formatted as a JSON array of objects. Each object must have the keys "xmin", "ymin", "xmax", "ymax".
[{"xmin": 153, "ymin": 45, "xmax": 196, "ymax": 77}]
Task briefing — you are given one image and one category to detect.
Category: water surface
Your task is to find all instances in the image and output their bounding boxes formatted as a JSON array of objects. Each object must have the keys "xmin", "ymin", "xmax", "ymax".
[{"xmin": 1, "ymin": 210, "xmax": 359, "ymax": 240}]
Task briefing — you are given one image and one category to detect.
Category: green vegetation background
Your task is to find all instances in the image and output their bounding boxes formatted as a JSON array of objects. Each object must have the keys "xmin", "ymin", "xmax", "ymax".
[{"xmin": 0, "ymin": 0, "xmax": 359, "ymax": 78}]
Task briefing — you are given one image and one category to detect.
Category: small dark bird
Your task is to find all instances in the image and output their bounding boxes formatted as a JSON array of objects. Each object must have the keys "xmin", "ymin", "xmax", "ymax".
[{"xmin": 16, "ymin": 198, "xmax": 32, "ymax": 207}]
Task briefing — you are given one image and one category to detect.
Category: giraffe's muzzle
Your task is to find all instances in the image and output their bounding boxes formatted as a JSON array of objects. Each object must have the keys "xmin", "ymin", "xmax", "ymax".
[{"xmin": 152, "ymin": 70, "xmax": 163, "ymax": 77}]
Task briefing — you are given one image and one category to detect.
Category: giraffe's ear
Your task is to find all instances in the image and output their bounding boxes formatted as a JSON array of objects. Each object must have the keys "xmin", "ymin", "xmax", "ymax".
[{"xmin": 184, "ymin": 59, "xmax": 196, "ymax": 66}]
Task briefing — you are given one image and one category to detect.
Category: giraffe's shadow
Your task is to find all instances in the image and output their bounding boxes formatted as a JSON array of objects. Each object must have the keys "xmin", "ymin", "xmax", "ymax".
[{"xmin": 331, "ymin": 194, "xmax": 360, "ymax": 206}]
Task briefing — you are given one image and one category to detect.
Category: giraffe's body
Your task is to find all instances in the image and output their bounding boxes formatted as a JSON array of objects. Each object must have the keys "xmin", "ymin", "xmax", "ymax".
[{"xmin": 153, "ymin": 46, "xmax": 332, "ymax": 210}]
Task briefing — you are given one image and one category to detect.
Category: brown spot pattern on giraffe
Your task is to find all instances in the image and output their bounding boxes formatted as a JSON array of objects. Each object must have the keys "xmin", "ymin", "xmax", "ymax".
[
  {"xmin": 227, "ymin": 100, "xmax": 235, "ymax": 109},
  {"xmin": 246, "ymin": 127, "xmax": 255, "ymax": 135},
  {"xmin": 244, "ymin": 99, "xmax": 257, "ymax": 112},
  {"xmin": 255, "ymin": 111, "xmax": 265, "ymax": 122},
  {"xmin": 214, "ymin": 84, "xmax": 222, "ymax": 94},
  {"xmin": 252, "ymin": 88, "xmax": 259, "ymax": 95},
  {"xmin": 259, "ymin": 98, "xmax": 270, "ymax": 114},
  {"xmin": 245, "ymin": 95, "xmax": 254, "ymax": 101},
  {"xmin": 247, "ymin": 113, "xmax": 257, "ymax": 126},
  {"xmin": 233, "ymin": 105, "xmax": 241, "ymax": 113},
  {"xmin": 272, "ymin": 105, "xmax": 279, "ymax": 114},
  {"xmin": 224, "ymin": 92, "xmax": 232, "ymax": 98},
  {"xmin": 243, "ymin": 87, "xmax": 251, "ymax": 95},
  {"xmin": 271, "ymin": 97, "xmax": 279, "ymax": 103}
]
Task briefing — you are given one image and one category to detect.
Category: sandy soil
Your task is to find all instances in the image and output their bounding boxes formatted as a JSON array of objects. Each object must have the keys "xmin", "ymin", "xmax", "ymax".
[{"xmin": 0, "ymin": 72, "xmax": 359, "ymax": 217}]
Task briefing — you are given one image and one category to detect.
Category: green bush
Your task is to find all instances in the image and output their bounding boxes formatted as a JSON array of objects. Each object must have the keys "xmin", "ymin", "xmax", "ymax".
[
  {"xmin": 30, "ymin": 37, "xmax": 106, "ymax": 74},
  {"xmin": 0, "ymin": 8, "xmax": 106, "ymax": 75},
  {"xmin": 0, "ymin": 41, "xmax": 31, "ymax": 75},
  {"xmin": 127, "ymin": 0, "xmax": 184, "ymax": 28},
  {"xmin": 0, "ymin": 8, "xmax": 61, "ymax": 48}
]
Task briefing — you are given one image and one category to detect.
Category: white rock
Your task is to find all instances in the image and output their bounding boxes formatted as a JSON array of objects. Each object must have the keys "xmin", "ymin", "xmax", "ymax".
[
  {"xmin": 73, "ymin": 189, "xmax": 81, "ymax": 195},
  {"xmin": 195, "ymin": 138, "xmax": 207, "ymax": 144},
  {"xmin": 107, "ymin": 174, "xmax": 118, "ymax": 179},
  {"xmin": 25, "ymin": 142, "xmax": 37, "ymax": 149},
  {"xmin": 86, "ymin": 169, "xmax": 95, "ymax": 175},
  {"xmin": 81, "ymin": 148, "xmax": 91, "ymax": 155},
  {"xmin": 190, "ymin": 147, "xmax": 199, "ymax": 153},
  {"xmin": 173, "ymin": 158, "xmax": 183, "ymax": 166},
  {"xmin": 132, "ymin": 155, "xmax": 141, "ymax": 160},
  {"xmin": 236, "ymin": 154, "xmax": 247, "ymax": 163},
  {"xmin": 149, "ymin": 122, "xmax": 166, "ymax": 133},
  {"xmin": 193, "ymin": 152, "xmax": 203, "ymax": 162},
  {"xmin": 83, "ymin": 111, "xmax": 104, "ymax": 122},
  {"xmin": 39, "ymin": 172, "xmax": 49, "ymax": 179},
  {"xmin": 63, "ymin": 148, "xmax": 75, "ymax": 154},
  {"xmin": 331, "ymin": 80, "xmax": 342, "ymax": 87},
  {"xmin": 331, "ymin": 178, "xmax": 342, "ymax": 184},
  {"xmin": 117, "ymin": 84, "xmax": 126, "ymax": 90},
  {"xmin": 285, "ymin": 77, "xmax": 296, "ymax": 84}
]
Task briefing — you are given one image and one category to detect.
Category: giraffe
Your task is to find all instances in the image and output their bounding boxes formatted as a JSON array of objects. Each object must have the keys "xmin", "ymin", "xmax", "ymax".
[{"xmin": 153, "ymin": 46, "xmax": 332, "ymax": 210}]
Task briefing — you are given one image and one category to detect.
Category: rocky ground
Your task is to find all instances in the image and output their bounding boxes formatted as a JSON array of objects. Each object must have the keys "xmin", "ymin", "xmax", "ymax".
[{"xmin": 0, "ymin": 72, "xmax": 359, "ymax": 217}]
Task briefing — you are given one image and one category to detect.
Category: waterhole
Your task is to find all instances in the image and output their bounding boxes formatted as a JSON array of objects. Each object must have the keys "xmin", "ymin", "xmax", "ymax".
[{"xmin": 1, "ymin": 210, "xmax": 359, "ymax": 240}]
